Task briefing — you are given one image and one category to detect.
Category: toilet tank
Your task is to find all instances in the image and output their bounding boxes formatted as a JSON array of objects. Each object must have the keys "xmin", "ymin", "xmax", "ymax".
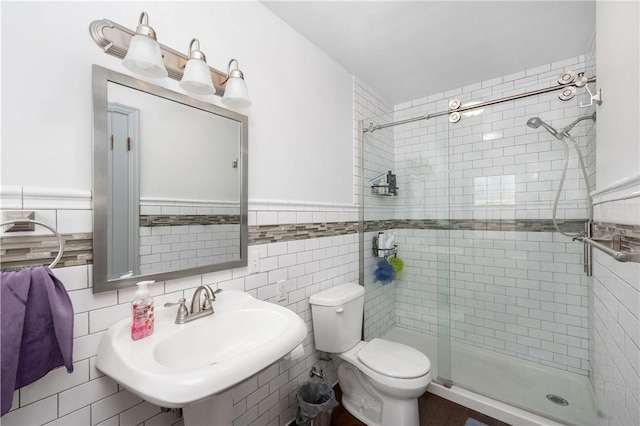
[{"xmin": 309, "ymin": 283, "xmax": 364, "ymax": 353}]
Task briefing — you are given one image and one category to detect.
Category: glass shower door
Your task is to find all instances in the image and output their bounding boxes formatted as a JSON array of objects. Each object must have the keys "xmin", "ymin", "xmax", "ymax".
[{"xmin": 443, "ymin": 94, "xmax": 596, "ymax": 425}]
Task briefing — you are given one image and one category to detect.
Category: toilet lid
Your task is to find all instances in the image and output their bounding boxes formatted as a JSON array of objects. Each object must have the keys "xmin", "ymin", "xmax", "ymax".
[{"xmin": 358, "ymin": 339, "xmax": 431, "ymax": 379}]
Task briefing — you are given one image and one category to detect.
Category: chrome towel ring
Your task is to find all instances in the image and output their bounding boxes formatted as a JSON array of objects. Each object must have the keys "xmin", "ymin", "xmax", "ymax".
[{"xmin": 0, "ymin": 219, "xmax": 65, "ymax": 268}]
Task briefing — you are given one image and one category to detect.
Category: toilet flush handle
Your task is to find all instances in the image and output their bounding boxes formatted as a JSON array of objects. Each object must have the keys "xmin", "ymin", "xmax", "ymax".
[{"xmin": 336, "ymin": 307, "xmax": 344, "ymax": 313}]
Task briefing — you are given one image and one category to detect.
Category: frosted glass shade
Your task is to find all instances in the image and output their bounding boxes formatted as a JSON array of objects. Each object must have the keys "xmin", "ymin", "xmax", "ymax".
[
  {"xmin": 180, "ymin": 58, "xmax": 215, "ymax": 95},
  {"xmin": 222, "ymin": 76, "xmax": 252, "ymax": 108},
  {"xmin": 122, "ymin": 34, "xmax": 168, "ymax": 78}
]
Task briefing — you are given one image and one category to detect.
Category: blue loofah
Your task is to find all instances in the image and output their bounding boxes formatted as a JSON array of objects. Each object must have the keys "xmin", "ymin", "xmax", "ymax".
[{"xmin": 374, "ymin": 259, "xmax": 396, "ymax": 285}]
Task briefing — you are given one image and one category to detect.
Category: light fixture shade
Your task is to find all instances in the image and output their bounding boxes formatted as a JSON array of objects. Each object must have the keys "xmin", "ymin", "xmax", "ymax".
[
  {"xmin": 179, "ymin": 39, "xmax": 215, "ymax": 95},
  {"xmin": 222, "ymin": 76, "xmax": 251, "ymax": 108},
  {"xmin": 122, "ymin": 12, "xmax": 167, "ymax": 78},
  {"xmin": 123, "ymin": 34, "xmax": 167, "ymax": 78},
  {"xmin": 180, "ymin": 59, "xmax": 215, "ymax": 94},
  {"xmin": 222, "ymin": 59, "xmax": 251, "ymax": 108}
]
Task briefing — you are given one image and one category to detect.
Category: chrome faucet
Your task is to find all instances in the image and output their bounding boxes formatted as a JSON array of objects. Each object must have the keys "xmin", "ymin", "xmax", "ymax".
[
  {"xmin": 164, "ymin": 286, "xmax": 222, "ymax": 324},
  {"xmin": 190, "ymin": 285, "xmax": 215, "ymax": 314}
]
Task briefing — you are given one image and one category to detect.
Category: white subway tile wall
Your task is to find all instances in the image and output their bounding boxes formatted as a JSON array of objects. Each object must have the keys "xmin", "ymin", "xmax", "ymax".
[
  {"xmin": 394, "ymin": 229, "xmax": 591, "ymax": 375},
  {"xmin": 592, "ymin": 251, "xmax": 640, "ymax": 426},
  {"xmin": 592, "ymin": 200, "xmax": 640, "ymax": 425},
  {"xmin": 138, "ymin": 224, "xmax": 240, "ymax": 275},
  {"xmin": 1, "ymin": 204, "xmax": 358, "ymax": 426},
  {"xmin": 354, "ymin": 77, "xmax": 399, "ymax": 341},
  {"xmin": 363, "ymin": 230, "xmax": 397, "ymax": 341},
  {"xmin": 356, "ymin": 78, "xmax": 396, "ymax": 224},
  {"xmin": 247, "ymin": 201, "xmax": 358, "ymax": 227},
  {"xmin": 392, "ymin": 55, "xmax": 596, "ymax": 222}
]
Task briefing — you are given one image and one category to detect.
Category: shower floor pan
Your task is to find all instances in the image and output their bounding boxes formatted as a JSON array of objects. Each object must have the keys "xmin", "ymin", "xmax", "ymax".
[{"xmin": 383, "ymin": 327, "xmax": 597, "ymax": 426}]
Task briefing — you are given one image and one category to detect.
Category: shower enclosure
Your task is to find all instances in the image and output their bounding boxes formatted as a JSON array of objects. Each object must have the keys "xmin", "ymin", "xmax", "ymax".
[{"xmin": 360, "ymin": 62, "xmax": 598, "ymax": 425}]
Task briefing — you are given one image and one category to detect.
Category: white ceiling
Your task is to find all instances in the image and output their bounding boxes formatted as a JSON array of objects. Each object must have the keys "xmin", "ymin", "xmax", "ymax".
[{"xmin": 262, "ymin": 1, "xmax": 596, "ymax": 105}]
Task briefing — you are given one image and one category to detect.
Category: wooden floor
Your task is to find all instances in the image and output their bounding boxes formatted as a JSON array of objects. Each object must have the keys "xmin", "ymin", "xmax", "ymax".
[{"xmin": 328, "ymin": 384, "xmax": 511, "ymax": 426}]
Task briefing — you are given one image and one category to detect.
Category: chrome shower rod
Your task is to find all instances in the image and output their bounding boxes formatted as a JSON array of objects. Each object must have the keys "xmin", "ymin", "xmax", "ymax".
[{"xmin": 363, "ymin": 76, "xmax": 596, "ymax": 133}]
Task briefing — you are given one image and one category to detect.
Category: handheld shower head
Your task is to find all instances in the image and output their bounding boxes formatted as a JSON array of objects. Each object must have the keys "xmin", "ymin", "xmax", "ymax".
[
  {"xmin": 526, "ymin": 117, "xmax": 543, "ymax": 129},
  {"xmin": 527, "ymin": 117, "xmax": 560, "ymax": 139}
]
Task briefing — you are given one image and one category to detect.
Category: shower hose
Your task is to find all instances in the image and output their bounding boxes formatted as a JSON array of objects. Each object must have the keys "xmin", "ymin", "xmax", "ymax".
[{"xmin": 552, "ymin": 133, "xmax": 593, "ymax": 238}]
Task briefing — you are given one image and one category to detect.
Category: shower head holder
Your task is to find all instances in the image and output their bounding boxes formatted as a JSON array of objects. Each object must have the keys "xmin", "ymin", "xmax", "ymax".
[{"xmin": 579, "ymin": 84, "xmax": 603, "ymax": 108}]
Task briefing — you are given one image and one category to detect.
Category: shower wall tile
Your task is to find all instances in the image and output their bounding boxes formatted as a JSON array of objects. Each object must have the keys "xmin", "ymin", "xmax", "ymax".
[
  {"xmin": 356, "ymin": 77, "xmax": 396, "ymax": 223},
  {"xmin": 355, "ymin": 77, "xmax": 398, "ymax": 341},
  {"xmin": 363, "ymin": 230, "xmax": 397, "ymax": 341},
  {"xmin": 391, "ymin": 55, "xmax": 594, "ymax": 224},
  {"xmin": 394, "ymin": 229, "xmax": 591, "ymax": 375}
]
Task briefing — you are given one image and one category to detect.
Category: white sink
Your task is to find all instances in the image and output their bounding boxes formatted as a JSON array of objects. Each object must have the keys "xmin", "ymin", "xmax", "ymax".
[{"xmin": 96, "ymin": 290, "xmax": 306, "ymax": 409}]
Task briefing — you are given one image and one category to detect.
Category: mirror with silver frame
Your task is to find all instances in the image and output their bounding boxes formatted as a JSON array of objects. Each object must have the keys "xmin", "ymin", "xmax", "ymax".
[{"xmin": 92, "ymin": 65, "xmax": 248, "ymax": 293}]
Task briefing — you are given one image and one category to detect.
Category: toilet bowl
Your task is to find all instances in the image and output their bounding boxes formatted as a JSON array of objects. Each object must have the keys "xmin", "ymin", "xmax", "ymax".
[
  {"xmin": 309, "ymin": 283, "xmax": 432, "ymax": 426},
  {"xmin": 337, "ymin": 339, "xmax": 432, "ymax": 425}
]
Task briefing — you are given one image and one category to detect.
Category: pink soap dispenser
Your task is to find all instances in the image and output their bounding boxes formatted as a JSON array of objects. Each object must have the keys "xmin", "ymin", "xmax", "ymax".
[{"xmin": 131, "ymin": 280, "xmax": 155, "ymax": 340}]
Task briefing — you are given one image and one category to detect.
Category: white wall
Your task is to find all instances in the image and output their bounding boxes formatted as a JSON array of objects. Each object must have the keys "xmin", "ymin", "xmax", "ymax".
[
  {"xmin": 0, "ymin": 1, "xmax": 353, "ymax": 205},
  {"xmin": 0, "ymin": 2, "xmax": 357, "ymax": 426},
  {"xmin": 594, "ymin": 1, "xmax": 640, "ymax": 191},
  {"xmin": 592, "ymin": 2, "xmax": 640, "ymax": 425}
]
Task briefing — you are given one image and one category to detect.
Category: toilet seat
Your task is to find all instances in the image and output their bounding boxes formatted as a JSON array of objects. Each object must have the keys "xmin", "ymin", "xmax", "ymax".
[{"xmin": 358, "ymin": 338, "xmax": 431, "ymax": 379}]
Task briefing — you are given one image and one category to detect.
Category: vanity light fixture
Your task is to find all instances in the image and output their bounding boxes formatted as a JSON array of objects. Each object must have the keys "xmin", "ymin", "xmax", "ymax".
[
  {"xmin": 89, "ymin": 13, "xmax": 252, "ymax": 107},
  {"xmin": 221, "ymin": 59, "xmax": 252, "ymax": 108},
  {"xmin": 121, "ymin": 12, "xmax": 168, "ymax": 78},
  {"xmin": 179, "ymin": 39, "xmax": 215, "ymax": 95}
]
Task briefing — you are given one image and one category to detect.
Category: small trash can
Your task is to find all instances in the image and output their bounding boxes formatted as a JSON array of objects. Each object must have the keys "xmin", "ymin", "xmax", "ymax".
[{"xmin": 295, "ymin": 382, "xmax": 338, "ymax": 426}]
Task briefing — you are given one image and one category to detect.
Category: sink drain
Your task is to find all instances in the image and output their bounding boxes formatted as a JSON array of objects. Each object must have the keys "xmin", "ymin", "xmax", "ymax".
[{"xmin": 546, "ymin": 394, "xmax": 569, "ymax": 406}]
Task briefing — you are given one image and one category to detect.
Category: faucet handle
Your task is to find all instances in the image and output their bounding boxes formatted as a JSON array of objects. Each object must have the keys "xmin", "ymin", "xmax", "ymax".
[
  {"xmin": 164, "ymin": 298, "xmax": 189, "ymax": 324},
  {"xmin": 211, "ymin": 288, "xmax": 222, "ymax": 300},
  {"xmin": 164, "ymin": 297, "xmax": 187, "ymax": 307}
]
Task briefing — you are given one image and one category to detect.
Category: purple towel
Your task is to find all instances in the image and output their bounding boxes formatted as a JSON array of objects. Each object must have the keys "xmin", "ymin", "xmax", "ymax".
[{"xmin": 1, "ymin": 267, "xmax": 74, "ymax": 416}]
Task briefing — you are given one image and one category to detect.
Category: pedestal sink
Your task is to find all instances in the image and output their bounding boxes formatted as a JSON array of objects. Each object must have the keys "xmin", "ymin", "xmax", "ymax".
[{"xmin": 96, "ymin": 290, "xmax": 306, "ymax": 425}]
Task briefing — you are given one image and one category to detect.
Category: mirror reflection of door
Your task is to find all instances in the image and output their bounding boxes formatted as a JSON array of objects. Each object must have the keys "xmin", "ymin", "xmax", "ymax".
[{"xmin": 107, "ymin": 103, "xmax": 139, "ymax": 279}]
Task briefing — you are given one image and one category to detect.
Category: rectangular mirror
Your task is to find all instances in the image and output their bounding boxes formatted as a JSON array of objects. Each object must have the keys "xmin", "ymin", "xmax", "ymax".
[{"xmin": 92, "ymin": 65, "xmax": 248, "ymax": 293}]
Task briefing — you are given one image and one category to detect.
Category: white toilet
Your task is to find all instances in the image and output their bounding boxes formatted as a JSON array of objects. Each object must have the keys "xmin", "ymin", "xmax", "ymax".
[{"xmin": 309, "ymin": 283, "xmax": 432, "ymax": 426}]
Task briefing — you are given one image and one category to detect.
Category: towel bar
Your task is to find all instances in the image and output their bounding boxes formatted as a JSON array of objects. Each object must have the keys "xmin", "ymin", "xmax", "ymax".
[
  {"xmin": 0, "ymin": 219, "xmax": 65, "ymax": 268},
  {"xmin": 574, "ymin": 235, "xmax": 640, "ymax": 264}
]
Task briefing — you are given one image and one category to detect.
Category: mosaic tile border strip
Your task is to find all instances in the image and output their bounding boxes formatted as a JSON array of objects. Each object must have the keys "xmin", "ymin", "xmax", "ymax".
[
  {"xmin": 140, "ymin": 214, "xmax": 240, "ymax": 227},
  {"xmin": 249, "ymin": 222, "xmax": 359, "ymax": 245},
  {"xmin": 1, "ymin": 233, "xmax": 93, "ymax": 270},
  {"xmin": 0, "ymin": 219, "xmax": 610, "ymax": 269},
  {"xmin": 364, "ymin": 219, "xmax": 588, "ymax": 233}
]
